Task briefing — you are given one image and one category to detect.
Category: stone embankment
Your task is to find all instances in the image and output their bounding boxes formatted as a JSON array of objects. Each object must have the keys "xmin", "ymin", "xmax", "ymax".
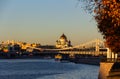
[{"xmin": 99, "ymin": 59, "xmax": 120, "ymax": 79}]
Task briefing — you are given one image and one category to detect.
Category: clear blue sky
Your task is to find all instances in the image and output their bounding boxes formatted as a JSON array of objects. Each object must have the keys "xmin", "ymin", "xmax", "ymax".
[{"xmin": 0, "ymin": 0, "xmax": 103, "ymax": 45}]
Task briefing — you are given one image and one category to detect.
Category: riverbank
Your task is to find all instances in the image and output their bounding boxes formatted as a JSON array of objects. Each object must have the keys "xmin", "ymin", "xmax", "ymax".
[
  {"xmin": 0, "ymin": 55, "xmax": 102, "ymax": 66},
  {"xmin": 68, "ymin": 57, "xmax": 101, "ymax": 66}
]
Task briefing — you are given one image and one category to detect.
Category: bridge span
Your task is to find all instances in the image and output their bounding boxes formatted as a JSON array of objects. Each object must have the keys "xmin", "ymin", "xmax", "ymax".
[
  {"xmin": 29, "ymin": 39, "xmax": 107, "ymax": 56},
  {"xmin": 58, "ymin": 51, "xmax": 106, "ymax": 56}
]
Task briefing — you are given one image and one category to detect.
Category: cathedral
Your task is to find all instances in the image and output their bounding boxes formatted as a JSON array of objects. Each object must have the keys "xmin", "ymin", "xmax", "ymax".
[{"xmin": 56, "ymin": 33, "xmax": 72, "ymax": 48}]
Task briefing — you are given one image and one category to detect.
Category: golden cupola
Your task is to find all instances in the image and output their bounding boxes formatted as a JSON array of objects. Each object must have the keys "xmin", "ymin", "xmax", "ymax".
[{"xmin": 56, "ymin": 33, "xmax": 72, "ymax": 48}]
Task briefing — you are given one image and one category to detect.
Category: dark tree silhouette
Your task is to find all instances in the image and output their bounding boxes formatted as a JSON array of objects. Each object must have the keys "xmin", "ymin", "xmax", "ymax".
[{"xmin": 79, "ymin": 0, "xmax": 120, "ymax": 53}]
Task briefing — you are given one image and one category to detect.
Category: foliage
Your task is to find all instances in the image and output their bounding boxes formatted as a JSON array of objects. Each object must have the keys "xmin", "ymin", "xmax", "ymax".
[{"xmin": 79, "ymin": 0, "xmax": 120, "ymax": 53}]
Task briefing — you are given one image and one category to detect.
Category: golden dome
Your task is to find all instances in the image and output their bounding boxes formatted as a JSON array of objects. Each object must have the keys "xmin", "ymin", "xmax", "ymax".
[{"xmin": 60, "ymin": 33, "xmax": 67, "ymax": 39}]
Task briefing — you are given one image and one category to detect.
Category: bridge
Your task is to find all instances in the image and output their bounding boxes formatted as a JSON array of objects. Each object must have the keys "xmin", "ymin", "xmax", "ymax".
[
  {"xmin": 73, "ymin": 39, "xmax": 105, "ymax": 51},
  {"xmin": 29, "ymin": 39, "xmax": 107, "ymax": 57}
]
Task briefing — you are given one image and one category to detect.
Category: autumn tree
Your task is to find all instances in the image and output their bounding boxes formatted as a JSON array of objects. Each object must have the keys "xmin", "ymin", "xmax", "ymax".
[{"xmin": 79, "ymin": 0, "xmax": 120, "ymax": 53}]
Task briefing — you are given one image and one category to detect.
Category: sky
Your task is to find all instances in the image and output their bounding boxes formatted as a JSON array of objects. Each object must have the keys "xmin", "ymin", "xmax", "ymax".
[{"xmin": 0, "ymin": 0, "xmax": 103, "ymax": 45}]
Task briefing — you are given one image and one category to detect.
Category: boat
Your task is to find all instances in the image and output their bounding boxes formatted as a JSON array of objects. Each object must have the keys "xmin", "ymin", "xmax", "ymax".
[{"xmin": 55, "ymin": 54, "xmax": 62, "ymax": 61}]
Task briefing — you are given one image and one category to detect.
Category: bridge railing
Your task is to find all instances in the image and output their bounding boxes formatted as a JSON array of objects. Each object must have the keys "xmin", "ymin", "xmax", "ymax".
[{"xmin": 101, "ymin": 58, "xmax": 120, "ymax": 63}]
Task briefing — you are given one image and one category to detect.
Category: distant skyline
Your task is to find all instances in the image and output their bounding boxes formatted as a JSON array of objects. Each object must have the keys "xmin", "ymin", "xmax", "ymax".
[{"xmin": 0, "ymin": 0, "xmax": 103, "ymax": 45}]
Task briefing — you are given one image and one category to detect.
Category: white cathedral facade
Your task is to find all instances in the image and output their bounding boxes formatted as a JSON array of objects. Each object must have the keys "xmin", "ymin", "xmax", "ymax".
[{"xmin": 56, "ymin": 34, "xmax": 72, "ymax": 48}]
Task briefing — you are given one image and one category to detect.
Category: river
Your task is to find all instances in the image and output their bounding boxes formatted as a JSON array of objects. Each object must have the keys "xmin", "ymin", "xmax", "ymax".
[{"xmin": 0, "ymin": 59, "xmax": 99, "ymax": 79}]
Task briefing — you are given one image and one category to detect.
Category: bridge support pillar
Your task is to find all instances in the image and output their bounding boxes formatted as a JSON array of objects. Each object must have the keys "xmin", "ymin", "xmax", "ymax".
[
  {"xmin": 95, "ymin": 39, "xmax": 100, "ymax": 52},
  {"xmin": 107, "ymin": 48, "xmax": 118, "ymax": 59}
]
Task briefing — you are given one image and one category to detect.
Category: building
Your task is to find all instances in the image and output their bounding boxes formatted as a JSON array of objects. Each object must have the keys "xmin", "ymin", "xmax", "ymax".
[
  {"xmin": 56, "ymin": 33, "xmax": 72, "ymax": 48},
  {"xmin": 0, "ymin": 40, "xmax": 40, "ymax": 51}
]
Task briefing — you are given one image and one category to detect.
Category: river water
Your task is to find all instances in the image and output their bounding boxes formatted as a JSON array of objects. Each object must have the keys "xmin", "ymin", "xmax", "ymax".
[{"xmin": 0, "ymin": 59, "xmax": 99, "ymax": 79}]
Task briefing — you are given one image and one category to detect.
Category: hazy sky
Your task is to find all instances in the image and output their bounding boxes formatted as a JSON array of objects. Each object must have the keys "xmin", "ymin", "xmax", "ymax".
[{"xmin": 0, "ymin": 0, "xmax": 103, "ymax": 45}]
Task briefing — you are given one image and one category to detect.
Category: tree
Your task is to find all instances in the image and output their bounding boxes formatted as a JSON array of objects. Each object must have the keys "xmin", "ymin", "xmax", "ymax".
[{"xmin": 79, "ymin": 0, "xmax": 120, "ymax": 53}]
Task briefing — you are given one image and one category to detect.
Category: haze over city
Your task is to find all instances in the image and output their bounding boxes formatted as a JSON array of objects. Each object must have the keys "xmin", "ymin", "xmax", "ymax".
[{"xmin": 0, "ymin": 0, "xmax": 103, "ymax": 45}]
